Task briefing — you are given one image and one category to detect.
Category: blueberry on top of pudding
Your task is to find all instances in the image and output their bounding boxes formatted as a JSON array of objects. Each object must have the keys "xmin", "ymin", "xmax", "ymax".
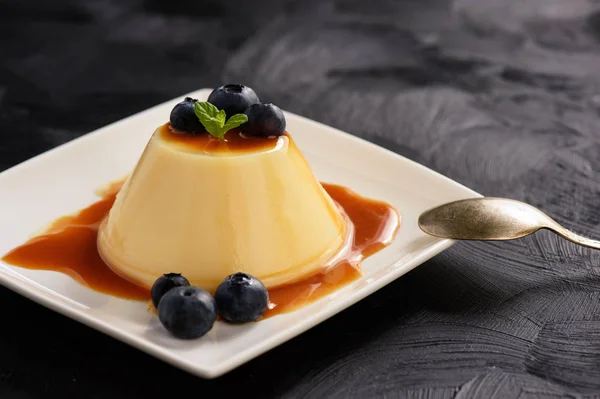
[
  {"xmin": 207, "ymin": 84, "xmax": 260, "ymax": 118},
  {"xmin": 169, "ymin": 97, "xmax": 206, "ymax": 133},
  {"xmin": 243, "ymin": 103, "xmax": 286, "ymax": 138}
]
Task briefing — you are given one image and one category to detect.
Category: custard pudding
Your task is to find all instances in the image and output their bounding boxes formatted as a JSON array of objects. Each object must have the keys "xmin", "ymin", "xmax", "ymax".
[{"xmin": 97, "ymin": 124, "xmax": 349, "ymax": 292}]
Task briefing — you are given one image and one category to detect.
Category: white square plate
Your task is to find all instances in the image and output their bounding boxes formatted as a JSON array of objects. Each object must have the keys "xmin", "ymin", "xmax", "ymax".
[{"xmin": 0, "ymin": 89, "xmax": 480, "ymax": 378}]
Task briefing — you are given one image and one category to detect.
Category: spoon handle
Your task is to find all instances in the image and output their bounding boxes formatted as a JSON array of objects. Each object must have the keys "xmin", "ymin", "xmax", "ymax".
[{"xmin": 547, "ymin": 225, "xmax": 600, "ymax": 250}]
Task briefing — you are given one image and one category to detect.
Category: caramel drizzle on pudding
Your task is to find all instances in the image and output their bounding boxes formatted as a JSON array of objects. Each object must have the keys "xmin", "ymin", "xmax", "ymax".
[
  {"xmin": 2, "ymin": 180, "xmax": 399, "ymax": 318},
  {"xmin": 161, "ymin": 123, "xmax": 285, "ymax": 154}
]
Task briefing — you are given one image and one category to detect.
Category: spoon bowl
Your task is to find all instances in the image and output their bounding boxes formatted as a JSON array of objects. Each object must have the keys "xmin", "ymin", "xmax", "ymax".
[{"xmin": 418, "ymin": 197, "xmax": 600, "ymax": 250}]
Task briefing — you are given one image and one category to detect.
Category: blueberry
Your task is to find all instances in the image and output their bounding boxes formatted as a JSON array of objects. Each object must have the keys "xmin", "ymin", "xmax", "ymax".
[
  {"xmin": 214, "ymin": 273, "xmax": 269, "ymax": 323},
  {"xmin": 151, "ymin": 273, "xmax": 190, "ymax": 308},
  {"xmin": 157, "ymin": 286, "xmax": 217, "ymax": 339},
  {"xmin": 207, "ymin": 84, "xmax": 260, "ymax": 118},
  {"xmin": 169, "ymin": 97, "xmax": 206, "ymax": 133},
  {"xmin": 242, "ymin": 103, "xmax": 286, "ymax": 137}
]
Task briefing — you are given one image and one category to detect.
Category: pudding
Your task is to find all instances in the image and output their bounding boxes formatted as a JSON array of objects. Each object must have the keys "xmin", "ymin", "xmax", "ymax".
[{"xmin": 97, "ymin": 124, "xmax": 349, "ymax": 292}]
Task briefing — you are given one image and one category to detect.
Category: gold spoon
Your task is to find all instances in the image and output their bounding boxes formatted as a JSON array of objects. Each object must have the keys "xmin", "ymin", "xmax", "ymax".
[{"xmin": 418, "ymin": 197, "xmax": 600, "ymax": 250}]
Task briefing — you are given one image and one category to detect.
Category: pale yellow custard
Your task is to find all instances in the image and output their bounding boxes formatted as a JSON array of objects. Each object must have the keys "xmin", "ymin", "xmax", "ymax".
[{"xmin": 97, "ymin": 124, "xmax": 349, "ymax": 292}]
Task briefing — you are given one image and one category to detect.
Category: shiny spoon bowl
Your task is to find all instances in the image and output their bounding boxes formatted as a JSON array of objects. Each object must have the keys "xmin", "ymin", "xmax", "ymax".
[{"xmin": 418, "ymin": 197, "xmax": 600, "ymax": 250}]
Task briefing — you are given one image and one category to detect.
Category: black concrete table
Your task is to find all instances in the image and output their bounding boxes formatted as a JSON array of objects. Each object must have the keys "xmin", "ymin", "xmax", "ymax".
[{"xmin": 2, "ymin": 0, "xmax": 600, "ymax": 397}]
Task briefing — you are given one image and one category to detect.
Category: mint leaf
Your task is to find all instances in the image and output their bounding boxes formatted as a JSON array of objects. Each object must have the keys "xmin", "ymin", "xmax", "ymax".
[
  {"xmin": 194, "ymin": 101, "xmax": 224, "ymax": 138},
  {"xmin": 222, "ymin": 113, "xmax": 248, "ymax": 132},
  {"xmin": 203, "ymin": 120, "xmax": 223, "ymax": 138},
  {"xmin": 216, "ymin": 109, "xmax": 226, "ymax": 125},
  {"xmin": 195, "ymin": 101, "xmax": 219, "ymax": 118},
  {"xmin": 193, "ymin": 102, "xmax": 249, "ymax": 140}
]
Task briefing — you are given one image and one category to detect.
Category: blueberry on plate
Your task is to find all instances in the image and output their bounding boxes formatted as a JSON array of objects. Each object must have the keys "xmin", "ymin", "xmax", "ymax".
[
  {"xmin": 207, "ymin": 84, "xmax": 260, "ymax": 118},
  {"xmin": 169, "ymin": 97, "xmax": 206, "ymax": 133},
  {"xmin": 242, "ymin": 103, "xmax": 286, "ymax": 137},
  {"xmin": 151, "ymin": 273, "xmax": 190, "ymax": 308},
  {"xmin": 158, "ymin": 286, "xmax": 217, "ymax": 339},
  {"xmin": 214, "ymin": 272, "xmax": 269, "ymax": 323}
]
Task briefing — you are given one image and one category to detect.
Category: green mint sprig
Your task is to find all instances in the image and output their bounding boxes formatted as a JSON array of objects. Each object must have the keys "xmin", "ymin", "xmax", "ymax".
[{"xmin": 193, "ymin": 101, "xmax": 248, "ymax": 140}]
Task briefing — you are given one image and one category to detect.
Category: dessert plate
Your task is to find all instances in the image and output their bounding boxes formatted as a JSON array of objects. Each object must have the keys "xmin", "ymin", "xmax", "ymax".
[{"xmin": 0, "ymin": 89, "xmax": 480, "ymax": 378}]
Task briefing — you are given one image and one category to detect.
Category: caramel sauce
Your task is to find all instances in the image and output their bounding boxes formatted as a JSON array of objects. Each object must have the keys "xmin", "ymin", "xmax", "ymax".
[
  {"xmin": 2, "ymin": 180, "xmax": 399, "ymax": 318},
  {"xmin": 160, "ymin": 123, "xmax": 283, "ymax": 154},
  {"xmin": 263, "ymin": 184, "xmax": 399, "ymax": 317},
  {"xmin": 2, "ymin": 185, "xmax": 148, "ymax": 301}
]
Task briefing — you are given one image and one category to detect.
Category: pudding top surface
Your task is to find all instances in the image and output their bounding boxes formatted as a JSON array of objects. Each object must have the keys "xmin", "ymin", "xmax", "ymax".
[{"xmin": 159, "ymin": 123, "xmax": 287, "ymax": 155}]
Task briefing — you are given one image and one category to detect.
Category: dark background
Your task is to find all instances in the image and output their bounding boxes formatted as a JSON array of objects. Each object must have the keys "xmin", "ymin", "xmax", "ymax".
[{"xmin": 2, "ymin": 0, "xmax": 600, "ymax": 397}]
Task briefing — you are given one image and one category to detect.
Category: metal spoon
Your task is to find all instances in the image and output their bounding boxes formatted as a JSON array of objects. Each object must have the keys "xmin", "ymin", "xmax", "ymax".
[{"xmin": 418, "ymin": 197, "xmax": 600, "ymax": 250}]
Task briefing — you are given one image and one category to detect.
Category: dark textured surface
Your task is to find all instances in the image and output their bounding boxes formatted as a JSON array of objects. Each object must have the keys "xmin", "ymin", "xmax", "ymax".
[{"xmin": 2, "ymin": 0, "xmax": 600, "ymax": 397}]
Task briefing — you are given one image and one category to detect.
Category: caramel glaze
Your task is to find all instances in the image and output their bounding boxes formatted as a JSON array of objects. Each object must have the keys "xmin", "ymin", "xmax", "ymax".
[
  {"xmin": 2, "ymin": 185, "xmax": 148, "ymax": 300},
  {"xmin": 161, "ymin": 123, "xmax": 284, "ymax": 154},
  {"xmin": 2, "ymin": 180, "xmax": 399, "ymax": 319},
  {"xmin": 264, "ymin": 184, "xmax": 399, "ymax": 317}
]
